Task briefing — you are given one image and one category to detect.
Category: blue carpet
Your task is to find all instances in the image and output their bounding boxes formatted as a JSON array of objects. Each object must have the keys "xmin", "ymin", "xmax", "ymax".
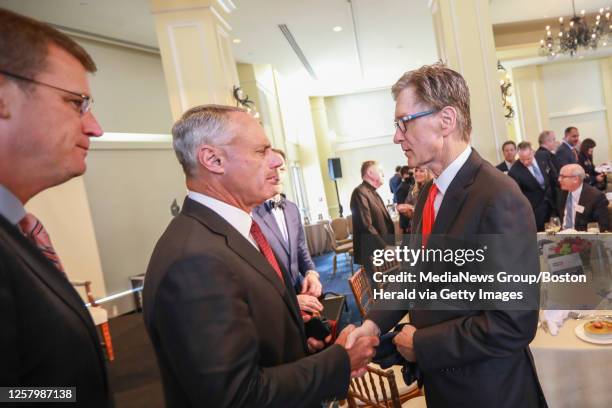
[{"xmin": 313, "ymin": 251, "xmax": 362, "ymax": 330}]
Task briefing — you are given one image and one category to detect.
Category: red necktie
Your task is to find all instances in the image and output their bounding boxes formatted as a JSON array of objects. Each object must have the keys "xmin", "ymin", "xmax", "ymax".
[
  {"xmin": 250, "ymin": 220, "xmax": 284, "ymax": 283},
  {"xmin": 421, "ymin": 183, "xmax": 439, "ymax": 247},
  {"xmin": 572, "ymin": 148, "xmax": 579, "ymax": 162},
  {"xmin": 19, "ymin": 213, "xmax": 65, "ymax": 274}
]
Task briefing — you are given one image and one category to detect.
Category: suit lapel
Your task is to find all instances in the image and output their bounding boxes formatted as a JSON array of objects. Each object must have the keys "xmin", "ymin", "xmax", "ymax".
[
  {"xmin": 182, "ymin": 199, "xmax": 304, "ymax": 334},
  {"xmin": 368, "ymin": 184, "xmax": 392, "ymax": 224},
  {"xmin": 432, "ymin": 150, "xmax": 480, "ymax": 234},
  {"xmin": 255, "ymin": 206, "xmax": 290, "ymax": 256},
  {"xmin": 0, "ymin": 218, "xmax": 106, "ymax": 366}
]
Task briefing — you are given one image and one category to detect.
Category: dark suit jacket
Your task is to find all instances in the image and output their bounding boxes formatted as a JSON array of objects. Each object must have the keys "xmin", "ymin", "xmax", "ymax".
[
  {"xmin": 252, "ymin": 199, "xmax": 315, "ymax": 292},
  {"xmin": 535, "ymin": 147, "xmax": 560, "ymax": 175},
  {"xmin": 369, "ymin": 150, "xmax": 546, "ymax": 408},
  {"xmin": 143, "ymin": 198, "xmax": 350, "ymax": 408},
  {"xmin": 555, "ymin": 142, "xmax": 577, "ymax": 168},
  {"xmin": 350, "ymin": 182, "xmax": 395, "ymax": 265},
  {"xmin": 0, "ymin": 215, "xmax": 113, "ymax": 408},
  {"xmin": 557, "ymin": 183, "xmax": 610, "ymax": 232},
  {"xmin": 495, "ymin": 161, "xmax": 510, "ymax": 173},
  {"xmin": 508, "ymin": 158, "xmax": 557, "ymax": 231}
]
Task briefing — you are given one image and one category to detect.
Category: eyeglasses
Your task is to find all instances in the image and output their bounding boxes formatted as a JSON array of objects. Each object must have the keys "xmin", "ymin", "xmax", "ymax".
[
  {"xmin": 0, "ymin": 69, "xmax": 93, "ymax": 115},
  {"xmin": 394, "ymin": 109, "xmax": 438, "ymax": 133}
]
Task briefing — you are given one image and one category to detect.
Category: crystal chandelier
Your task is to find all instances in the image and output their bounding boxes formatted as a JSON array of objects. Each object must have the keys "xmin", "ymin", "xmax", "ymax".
[{"xmin": 539, "ymin": 0, "xmax": 611, "ymax": 58}]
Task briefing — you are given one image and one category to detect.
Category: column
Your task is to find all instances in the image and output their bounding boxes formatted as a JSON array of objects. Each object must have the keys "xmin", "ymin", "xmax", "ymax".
[
  {"xmin": 599, "ymin": 57, "xmax": 612, "ymax": 159},
  {"xmin": 430, "ymin": 0, "xmax": 507, "ymax": 162},
  {"xmin": 512, "ymin": 65, "xmax": 550, "ymax": 143},
  {"xmin": 150, "ymin": 0, "xmax": 239, "ymax": 120}
]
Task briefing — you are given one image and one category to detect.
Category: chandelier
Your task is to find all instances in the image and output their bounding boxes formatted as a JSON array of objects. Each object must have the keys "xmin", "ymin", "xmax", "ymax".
[{"xmin": 539, "ymin": 0, "xmax": 611, "ymax": 58}]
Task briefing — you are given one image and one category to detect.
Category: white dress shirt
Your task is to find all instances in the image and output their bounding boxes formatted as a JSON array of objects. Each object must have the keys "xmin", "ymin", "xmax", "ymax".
[
  {"xmin": 433, "ymin": 145, "xmax": 473, "ymax": 218},
  {"xmin": 0, "ymin": 184, "xmax": 26, "ymax": 225},
  {"xmin": 504, "ymin": 160, "xmax": 514, "ymax": 171},
  {"xmin": 270, "ymin": 206, "xmax": 289, "ymax": 243},
  {"xmin": 187, "ymin": 190, "xmax": 258, "ymax": 249},
  {"xmin": 562, "ymin": 184, "xmax": 583, "ymax": 229}
]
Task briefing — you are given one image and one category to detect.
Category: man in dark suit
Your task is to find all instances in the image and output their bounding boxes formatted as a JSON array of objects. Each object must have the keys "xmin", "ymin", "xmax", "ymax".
[
  {"xmin": 0, "ymin": 9, "xmax": 112, "ymax": 407},
  {"xmin": 557, "ymin": 164, "xmax": 610, "ymax": 232},
  {"xmin": 347, "ymin": 63, "xmax": 546, "ymax": 407},
  {"xmin": 350, "ymin": 161, "xmax": 395, "ymax": 278},
  {"xmin": 495, "ymin": 140, "xmax": 516, "ymax": 173},
  {"xmin": 555, "ymin": 126, "xmax": 580, "ymax": 167},
  {"xmin": 143, "ymin": 105, "xmax": 378, "ymax": 407},
  {"xmin": 389, "ymin": 165, "xmax": 402, "ymax": 199},
  {"xmin": 508, "ymin": 141, "xmax": 558, "ymax": 231},
  {"xmin": 535, "ymin": 130, "xmax": 561, "ymax": 178},
  {"xmin": 253, "ymin": 148, "xmax": 324, "ymax": 315}
]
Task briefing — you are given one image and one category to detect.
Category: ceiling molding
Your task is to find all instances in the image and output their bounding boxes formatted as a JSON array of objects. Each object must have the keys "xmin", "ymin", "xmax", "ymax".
[
  {"xmin": 278, "ymin": 24, "xmax": 318, "ymax": 80},
  {"xmin": 49, "ymin": 23, "xmax": 160, "ymax": 54}
]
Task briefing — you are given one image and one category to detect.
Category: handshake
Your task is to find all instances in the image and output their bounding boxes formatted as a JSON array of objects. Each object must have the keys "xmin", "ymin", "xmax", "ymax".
[{"xmin": 336, "ymin": 320, "xmax": 381, "ymax": 377}]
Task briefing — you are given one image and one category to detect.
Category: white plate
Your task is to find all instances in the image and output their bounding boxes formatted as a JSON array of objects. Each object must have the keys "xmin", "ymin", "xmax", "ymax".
[{"xmin": 574, "ymin": 322, "xmax": 612, "ymax": 345}]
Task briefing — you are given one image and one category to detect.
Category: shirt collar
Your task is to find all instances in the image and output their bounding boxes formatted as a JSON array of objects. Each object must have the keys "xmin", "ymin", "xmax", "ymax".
[
  {"xmin": 0, "ymin": 185, "xmax": 26, "ymax": 225},
  {"xmin": 434, "ymin": 145, "xmax": 472, "ymax": 195},
  {"xmin": 571, "ymin": 183, "xmax": 583, "ymax": 203},
  {"xmin": 563, "ymin": 140, "xmax": 574, "ymax": 149},
  {"xmin": 505, "ymin": 160, "xmax": 514, "ymax": 169},
  {"xmin": 187, "ymin": 190, "xmax": 254, "ymax": 243}
]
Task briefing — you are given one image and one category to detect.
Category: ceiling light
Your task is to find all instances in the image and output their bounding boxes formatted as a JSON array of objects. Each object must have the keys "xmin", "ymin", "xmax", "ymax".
[
  {"xmin": 333, "ymin": 26, "xmax": 343, "ymax": 32},
  {"xmin": 232, "ymin": 38, "xmax": 241, "ymax": 44}
]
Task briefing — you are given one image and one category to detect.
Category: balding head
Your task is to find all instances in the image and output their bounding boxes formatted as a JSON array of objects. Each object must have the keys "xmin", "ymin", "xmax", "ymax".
[{"xmin": 558, "ymin": 164, "xmax": 585, "ymax": 192}]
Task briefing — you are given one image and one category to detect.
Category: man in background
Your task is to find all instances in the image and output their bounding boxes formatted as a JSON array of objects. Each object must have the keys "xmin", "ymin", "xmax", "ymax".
[
  {"xmin": 495, "ymin": 140, "xmax": 516, "ymax": 173},
  {"xmin": 557, "ymin": 164, "xmax": 609, "ymax": 232},
  {"xmin": 389, "ymin": 165, "xmax": 402, "ymax": 200},
  {"xmin": 535, "ymin": 130, "xmax": 560, "ymax": 177},
  {"xmin": 509, "ymin": 141, "xmax": 558, "ymax": 231},
  {"xmin": 0, "ymin": 8, "xmax": 112, "ymax": 407},
  {"xmin": 350, "ymin": 161, "xmax": 395, "ymax": 280},
  {"xmin": 143, "ymin": 105, "xmax": 378, "ymax": 407},
  {"xmin": 253, "ymin": 148, "xmax": 324, "ymax": 316},
  {"xmin": 346, "ymin": 63, "xmax": 546, "ymax": 408},
  {"xmin": 555, "ymin": 126, "xmax": 580, "ymax": 167}
]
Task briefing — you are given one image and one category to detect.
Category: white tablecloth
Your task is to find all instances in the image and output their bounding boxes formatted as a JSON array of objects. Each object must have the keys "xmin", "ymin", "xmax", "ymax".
[
  {"xmin": 304, "ymin": 221, "xmax": 334, "ymax": 256},
  {"xmin": 530, "ymin": 312, "xmax": 612, "ymax": 408}
]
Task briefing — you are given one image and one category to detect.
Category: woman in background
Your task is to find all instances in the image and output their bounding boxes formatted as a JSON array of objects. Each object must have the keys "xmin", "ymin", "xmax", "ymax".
[
  {"xmin": 396, "ymin": 166, "xmax": 432, "ymax": 234},
  {"xmin": 578, "ymin": 138, "xmax": 606, "ymax": 190}
]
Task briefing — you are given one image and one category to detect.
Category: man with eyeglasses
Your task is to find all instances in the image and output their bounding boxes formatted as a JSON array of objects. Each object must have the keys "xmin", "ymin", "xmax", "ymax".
[
  {"xmin": 0, "ymin": 8, "xmax": 110, "ymax": 407},
  {"xmin": 345, "ymin": 63, "xmax": 547, "ymax": 408},
  {"xmin": 557, "ymin": 164, "xmax": 609, "ymax": 232}
]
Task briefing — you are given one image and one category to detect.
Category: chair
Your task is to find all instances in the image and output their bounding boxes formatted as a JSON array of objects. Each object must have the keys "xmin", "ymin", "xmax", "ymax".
[
  {"xmin": 330, "ymin": 217, "xmax": 353, "ymax": 275},
  {"xmin": 71, "ymin": 280, "xmax": 115, "ymax": 361},
  {"xmin": 346, "ymin": 364, "xmax": 423, "ymax": 407},
  {"xmin": 372, "ymin": 257, "xmax": 400, "ymax": 289},
  {"xmin": 348, "ymin": 267, "xmax": 374, "ymax": 319}
]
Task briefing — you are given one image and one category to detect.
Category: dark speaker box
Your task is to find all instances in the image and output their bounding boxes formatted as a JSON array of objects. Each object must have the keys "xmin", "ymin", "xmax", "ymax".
[{"xmin": 328, "ymin": 158, "xmax": 342, "ymax": 180}]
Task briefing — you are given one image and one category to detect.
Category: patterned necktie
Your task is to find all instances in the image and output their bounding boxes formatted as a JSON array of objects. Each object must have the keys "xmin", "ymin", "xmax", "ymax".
[
  {"xmin": 250, "ymin": 219, "xmax": 284, "ymax": 283},
  {"xmin": 564, "ymin": 193, "xmax": 574, "ymax": 229},
  {"xmin": 421, "ymin": 183, "xmax": 438, "ymax": 247},
  {"xmin": 19, "ymin": 213, "xmax": 65, "ymax": 274},
  {"xmin": 572, "ymin": 148, "xmax": 579, "ymax": 162}
]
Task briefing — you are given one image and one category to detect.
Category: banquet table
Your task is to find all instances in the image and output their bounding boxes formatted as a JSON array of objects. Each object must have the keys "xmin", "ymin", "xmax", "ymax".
[
  {"xmin": 304, "ymin": 220, "xmax": 334, "ymax": 256},
  {"xmin": 530, "ymin": 312, "xmax": 612, "ymax": 408}
]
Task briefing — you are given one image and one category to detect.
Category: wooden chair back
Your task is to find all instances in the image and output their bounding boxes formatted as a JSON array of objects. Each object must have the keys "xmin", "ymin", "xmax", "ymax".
[
  {"xmin": 348, "ymin": 267, "xmax": 374, "ymax": 318},
  {"xmin": 347, "ymin": 365, "xmax": 402, "ymax": 408}
]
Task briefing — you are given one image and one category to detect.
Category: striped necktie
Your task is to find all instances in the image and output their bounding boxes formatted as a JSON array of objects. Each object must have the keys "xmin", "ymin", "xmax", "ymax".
[{"xmin": 19, "ymin": 213, "xmax": 65, "ymax": 274}]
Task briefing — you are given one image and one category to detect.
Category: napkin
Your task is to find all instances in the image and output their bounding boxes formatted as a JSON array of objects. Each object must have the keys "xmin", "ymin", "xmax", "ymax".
[{"xmin": 541, "ymin": 310, "xmax": 571, "ymax": 335}]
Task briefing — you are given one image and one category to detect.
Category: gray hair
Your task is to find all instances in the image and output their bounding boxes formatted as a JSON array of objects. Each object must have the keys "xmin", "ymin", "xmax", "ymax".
[
  {"xmin": 172, "ymin": 104, "xmax": 245, "ymax": 177},
  {"xmin": 561, "ymin": 163, "xmax": 585, "ymax": 179},
  {"xmin": 538, "ymin": 130, "xmax": 554, "ymax": 145}
]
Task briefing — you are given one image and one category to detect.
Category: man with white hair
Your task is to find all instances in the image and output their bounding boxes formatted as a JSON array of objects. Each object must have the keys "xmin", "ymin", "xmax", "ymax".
[
  {"xmin": 535, "ymin": 130, "xmax": 560, "ymax": 178},
  {"xmin": 143, "ymin": 105, "xmax": 378, "ymax": 407},
  {"xmin": 350, "ymin": 160, "xmax": 395, "ymax": 280},
  {"xmin": 557, "ymin": 164, "xmax": 609, "ymax": 232}
]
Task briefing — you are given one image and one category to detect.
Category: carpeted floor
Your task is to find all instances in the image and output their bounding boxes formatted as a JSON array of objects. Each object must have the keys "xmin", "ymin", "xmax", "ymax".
[{"xmin": 106, "ymin": 250, "xmax": 361, "ymax": 407}]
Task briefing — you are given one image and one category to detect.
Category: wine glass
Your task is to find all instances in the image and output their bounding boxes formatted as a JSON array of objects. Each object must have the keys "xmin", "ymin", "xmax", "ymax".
[{"xmin": 549, "ymin": 217, "xmax": 561, "ymax": 233}]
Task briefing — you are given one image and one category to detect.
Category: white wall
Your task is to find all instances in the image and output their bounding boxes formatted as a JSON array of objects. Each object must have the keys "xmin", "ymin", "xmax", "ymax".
[
  {"xmin": 84, "ymin": 138, "xmax": 186, "ymax": 316},
  {"xmin": 541, "ymin": 59, "xmax": 610, "ymax": 165},
  {"xmin": 76, "ymin": 38, "xmax": 173, "ymax": 134},
  {"xmin": 324, "ymin": 89, "xmax": 406, "ymax": 211}
]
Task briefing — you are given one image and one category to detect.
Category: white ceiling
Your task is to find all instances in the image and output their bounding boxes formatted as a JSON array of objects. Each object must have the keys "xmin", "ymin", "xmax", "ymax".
[{"xmin": 1, "ymin": 0, "xmax": 609, "ymax": 95}]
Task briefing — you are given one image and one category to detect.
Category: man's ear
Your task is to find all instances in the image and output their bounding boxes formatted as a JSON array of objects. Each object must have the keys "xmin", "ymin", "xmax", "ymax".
[
  {"xmin": 439, "ymin": 106, "xmax": 458, "ymax": 137},
  {"xmin": 197, "ymin": 145, "xmax": 225, "ymax": 174}
]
